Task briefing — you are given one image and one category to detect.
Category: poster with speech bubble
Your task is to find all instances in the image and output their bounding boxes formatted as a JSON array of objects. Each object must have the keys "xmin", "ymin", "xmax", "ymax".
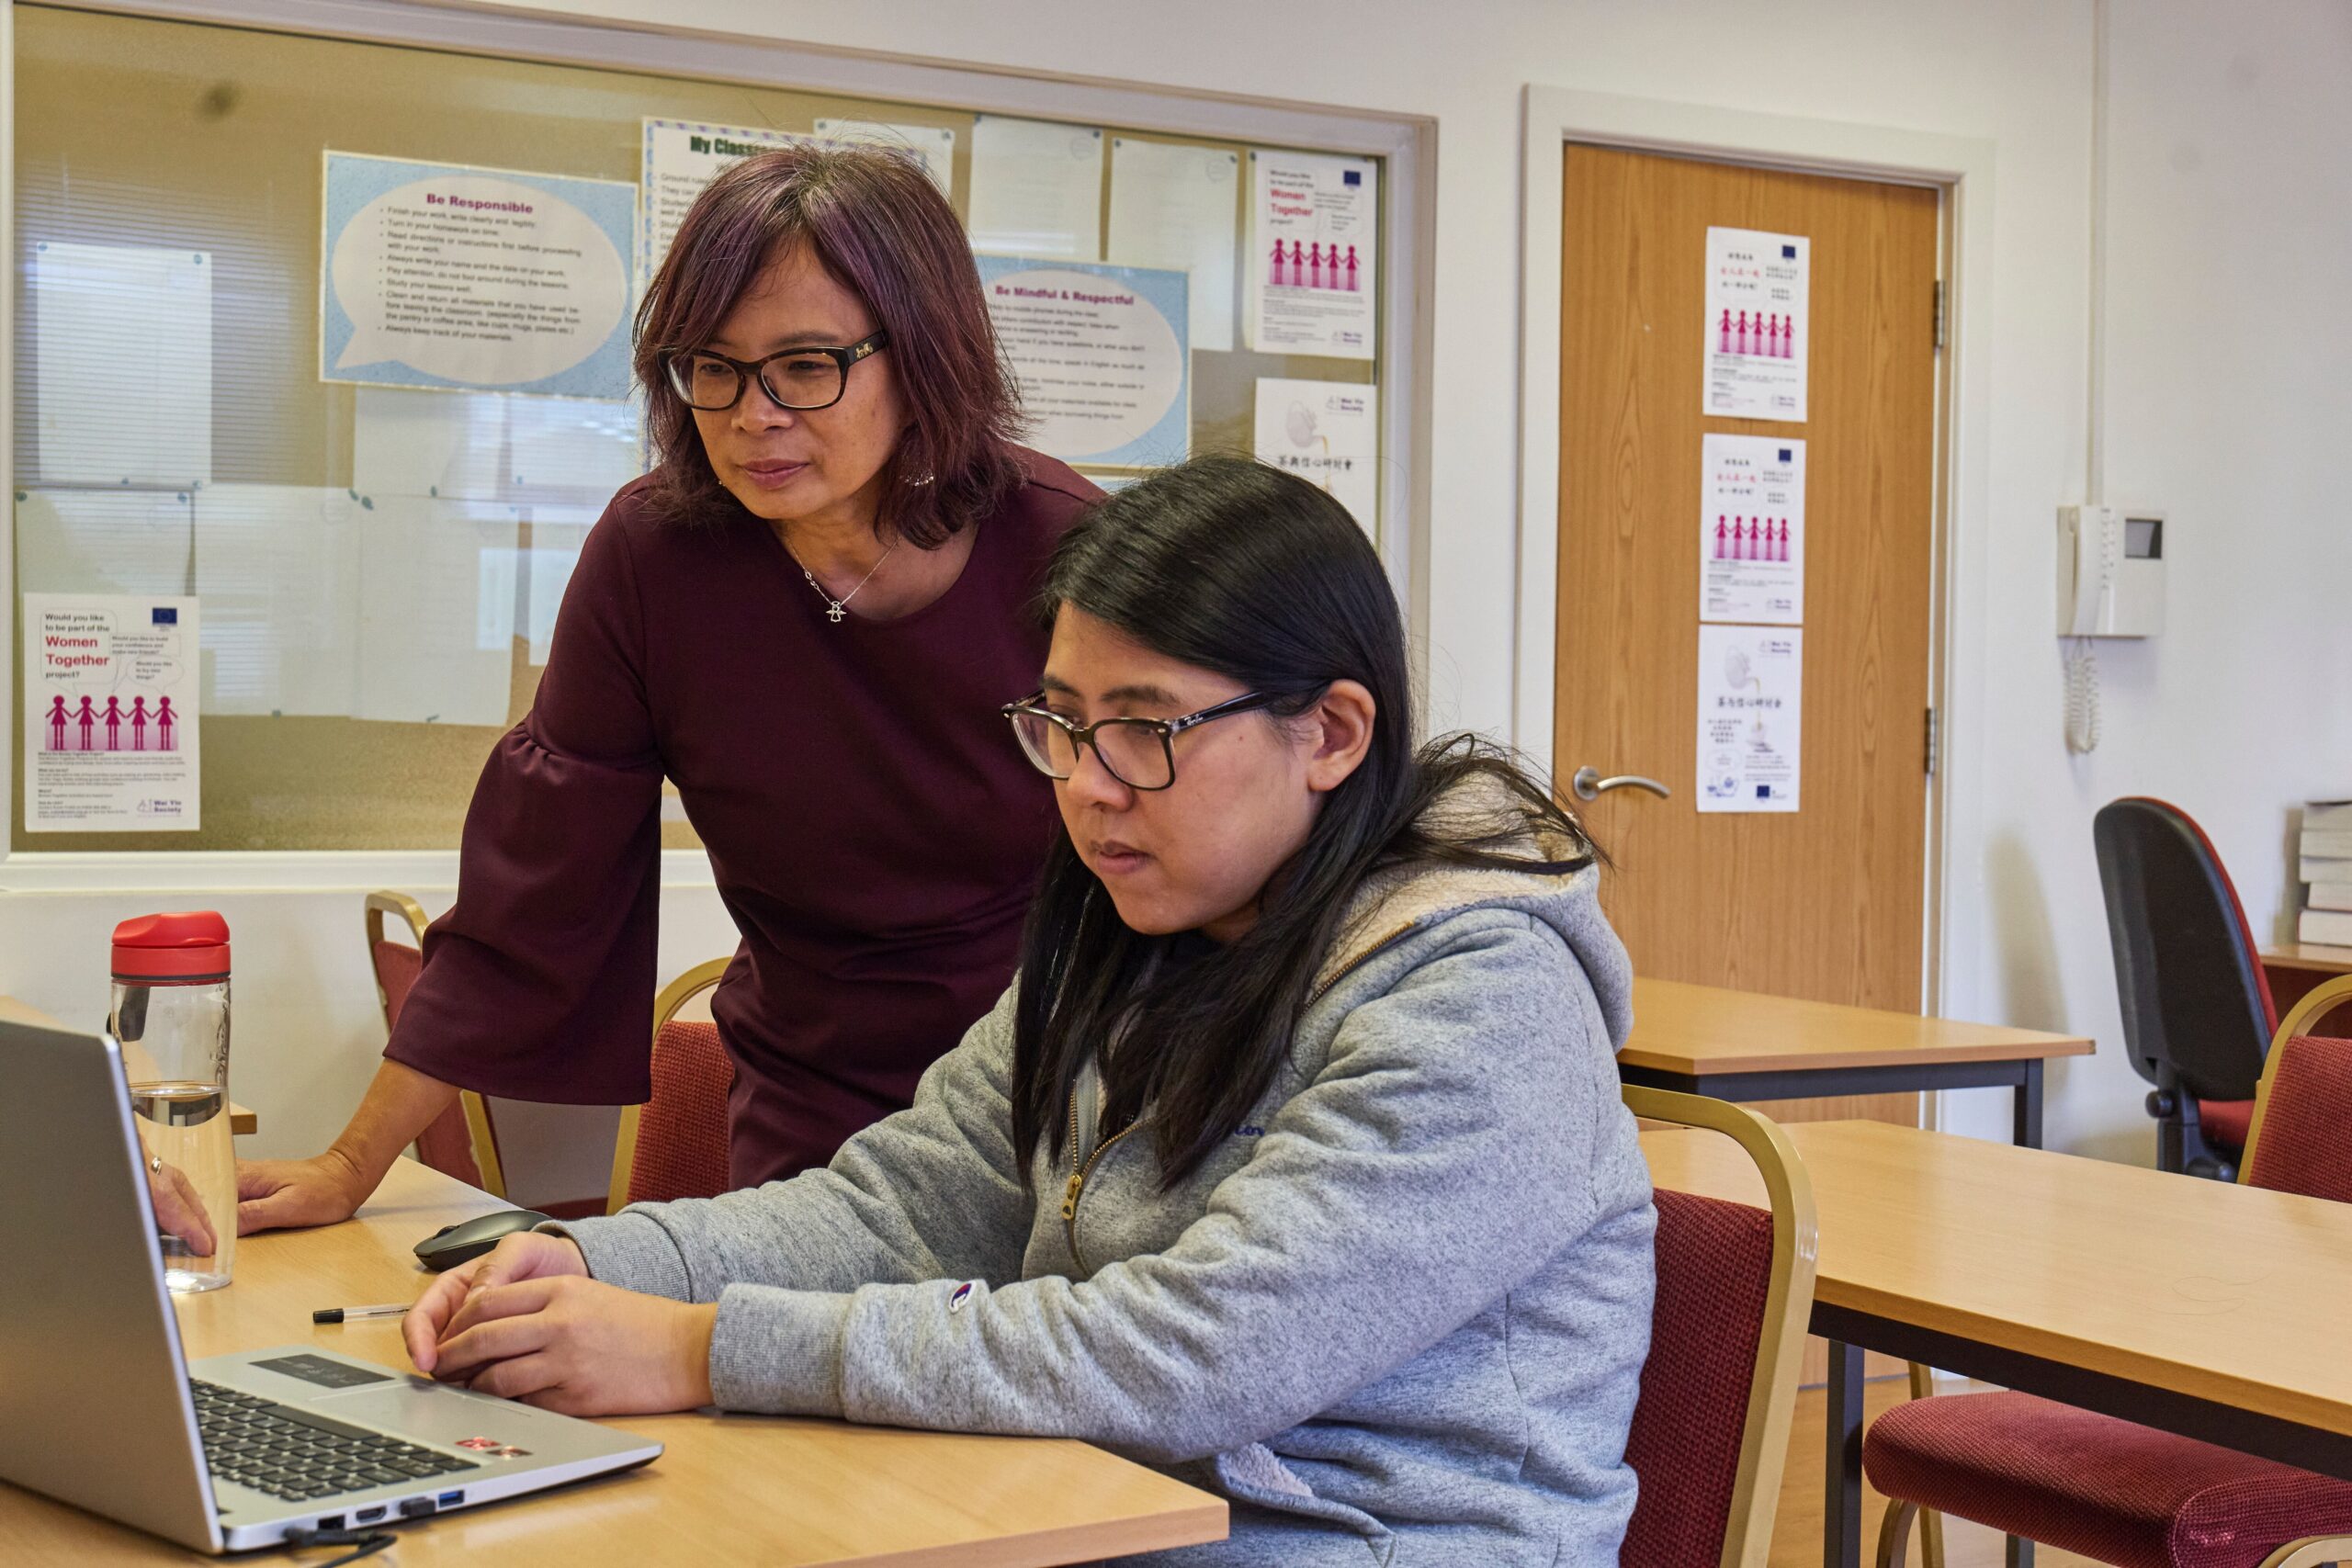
[
  {"xmin": 320, "ymin": 153, "xmax": 636, "ymax": 399},
  {"xmin": 22, "ymin": 593, "xmax": 201, "ymax": 833},
  {"xmin": 974, "ymin": 255, "xmax": 1189, "ymax": 469}
]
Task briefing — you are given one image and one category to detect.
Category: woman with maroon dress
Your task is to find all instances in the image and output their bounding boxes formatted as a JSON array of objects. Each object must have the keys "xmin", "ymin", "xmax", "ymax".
[{"xmin": 237, "ymin": 143, "xmax": 1098, "ymax": 1231}]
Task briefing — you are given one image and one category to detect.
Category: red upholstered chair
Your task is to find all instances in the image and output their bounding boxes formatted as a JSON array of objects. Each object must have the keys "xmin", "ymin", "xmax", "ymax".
[
  {"xmin": 1867, "ymin": 972, "xmax": 2352, "ymax": 1568},
  {"xmin": 2093, "ymin": 798, "xmax": 2278, "ymax": 1179},
  {"xmin": 1621, "ymin": 1084, "xmax": 1818, "ymax": 1568},
  {"xmin": 605, "ymin": 958, "xmax": 734, "ymax": 1213},
  {"xmin": 366, "ymin": 891, "xmax": 504, "ymax": 1198}
]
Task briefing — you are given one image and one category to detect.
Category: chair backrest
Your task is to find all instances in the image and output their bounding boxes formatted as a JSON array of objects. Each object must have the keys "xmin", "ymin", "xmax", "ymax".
[
  {"xmin": 2238, "ymin": 975, "xmax": 2352, "ymax": 1204},
  {"xmin": 606, "ymin": 958, "xmax": 734, "ymax": 1213},
  {"xmin": 365, "ymin": 890, "xmax": 504, "ymax": 1199},
  {"xmin": 1620, "ymin": 1086, "xmax": 1818, "ymax": 1568},
  {"xmin": 2092, "ymin": 797, "xmax": 2277, "ymax": 1100}
]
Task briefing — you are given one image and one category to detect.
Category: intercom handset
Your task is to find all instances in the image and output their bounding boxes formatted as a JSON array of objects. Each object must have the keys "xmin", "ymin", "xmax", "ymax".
[
  {"xmin": 2056, "ymin": 504, "xmax": 2165, "ymax": 755},
  {"xmin": 2056, "ymin": 504, "xmax": 2165, "ymax": 638}
]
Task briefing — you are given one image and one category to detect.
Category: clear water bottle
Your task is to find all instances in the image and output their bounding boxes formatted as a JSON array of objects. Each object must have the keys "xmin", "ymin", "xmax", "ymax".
[{"xmin": 109, "ymin": 912, "xmax": 234, "ymax": 1293}]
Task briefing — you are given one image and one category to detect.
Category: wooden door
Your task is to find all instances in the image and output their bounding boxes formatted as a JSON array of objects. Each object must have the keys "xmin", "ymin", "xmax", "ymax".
[{"xmin": 1556, "ymin": 146, "xmax": 1939, "ymax": 1124}]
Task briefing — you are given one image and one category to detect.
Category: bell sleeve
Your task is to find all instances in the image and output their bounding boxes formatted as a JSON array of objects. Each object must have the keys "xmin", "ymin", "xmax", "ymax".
[{"xmin": 384, "ymin": 505, "xmax": 668, "ymax": 1106}]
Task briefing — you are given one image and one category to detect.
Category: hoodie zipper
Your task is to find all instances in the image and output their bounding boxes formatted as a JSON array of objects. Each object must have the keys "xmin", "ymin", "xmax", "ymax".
[
  {"xmin": 1307, "ymin": 919, "xmax": 1419, "ymax": 1006},
  {"xmin": 1057, "ymin": 920, "xmax": 1421, "ymax": 1273},
  {"xmin": 1061, "ymin": 1090, "xmax": 1141, "ymax": 1276}
]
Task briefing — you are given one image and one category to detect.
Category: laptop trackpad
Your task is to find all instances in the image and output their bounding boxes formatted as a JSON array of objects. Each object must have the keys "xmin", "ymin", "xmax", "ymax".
[{"xmin": 314, "ymin": 1382, "xmax": 574, "ymax": 1456}]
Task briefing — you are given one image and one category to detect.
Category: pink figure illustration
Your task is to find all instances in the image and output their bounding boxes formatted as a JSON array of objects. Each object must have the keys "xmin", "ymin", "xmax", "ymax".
[
  {"xmin": 1732, "ymin": 518, "xmax": 1747, "ymax": 561},
  {"xmin": 75, "ymin": 695, "xmax": 96, "ymax": 751},
  {"xmin": 1779, "ymin": 519, "xmax": 1792, "ymax": 561},
  {"xmin": 1779, "ymin": 316, "xmax": 1794, "ymax": 358},
  {"xmin": 1344, "ymin": 245, "xmax": 1360, "ymax": 291},
  {"xmin": 1718, "ymin": 309, "xmax": 1734, "ymax": 353},
  {"xmin": 130, "ymin": 696, "xmax": 150, "ymax": 751},
  {"xmin": 1269, "ymin": 238, "xmax": 1285, "ymax": 288},
  {"xmin": 104, "ymin": 695, "xmax": 123, "ymax": 751},
  {"xmin": 45, "ymin": 695, "xmax": 67, "ymax": 751},
  {"xmin": 1714, "ymin": 516, "xmax": 1728, "ymax": 560},
  {"xmin": 1308, "ymin": 243, "xmax": 1324, "ymax": 289},
  {"xmin": 157, "ymin": 696, "xmax": 177, "ymax": 752},
  {"xmin": 1291, "ymin": 241, "xmax": 1306, "ymax": 287},
  {"xmin": 1743, "ymin": 310, "xmax": 1758, "ymax": 355}
]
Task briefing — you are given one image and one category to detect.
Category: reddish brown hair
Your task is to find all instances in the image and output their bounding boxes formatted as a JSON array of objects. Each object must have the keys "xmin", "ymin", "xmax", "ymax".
[{"xmin": 632, "ymin": 142, "xmax": 1024, "ymax": 546}]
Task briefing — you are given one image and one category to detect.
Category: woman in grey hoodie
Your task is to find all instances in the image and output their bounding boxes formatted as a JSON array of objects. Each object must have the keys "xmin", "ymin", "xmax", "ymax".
[{"xmin": 407, "ymin": 456, "xmax": 1657, "ymax": 1566}]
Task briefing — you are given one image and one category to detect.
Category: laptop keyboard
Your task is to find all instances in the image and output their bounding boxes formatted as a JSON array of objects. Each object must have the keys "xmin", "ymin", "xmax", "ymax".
[{"xmin": 192, "ymin": 1379, "xmax": 481, "ymax": 1504}]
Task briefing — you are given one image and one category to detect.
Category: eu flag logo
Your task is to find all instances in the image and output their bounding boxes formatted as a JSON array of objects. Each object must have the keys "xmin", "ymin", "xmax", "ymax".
[
  {"xmin": 151, "ymin": 607, "xmax": 178, "ymax": 625},
  {"xmin": 1343, "ymin": 170, "xmax": 1362, "ymax": 186},
  {"xmin": 1781, "ymin": 243, "xmax": 1797, "ymax": 258}
]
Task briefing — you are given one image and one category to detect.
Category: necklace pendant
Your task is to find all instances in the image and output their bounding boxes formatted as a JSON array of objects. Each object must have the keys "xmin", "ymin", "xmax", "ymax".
[{"xmin": 826, "ymin": 602, "xmax": 846, "ymax": 623}]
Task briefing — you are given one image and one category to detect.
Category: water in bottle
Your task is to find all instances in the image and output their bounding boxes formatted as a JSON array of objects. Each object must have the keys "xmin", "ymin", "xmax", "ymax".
[{"xmin": 109, "ymin": 912, "xmax": 234, "ymax": 1292}]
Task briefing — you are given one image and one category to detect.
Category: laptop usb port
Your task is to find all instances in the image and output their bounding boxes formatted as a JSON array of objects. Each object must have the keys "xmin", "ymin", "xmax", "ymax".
[
  {"xmin": 316, "ymin": 1514, "xmax": 345, "ymax": 1530},
  {"xmin": 436, "ymin": 1490, "xmax": 464, "ymax": 1507},
  {"xmin": 398, "ymin": 1498, "xmax": 436, "ymax": 1519},
  {"xmin": 354, "ymin": 1506, "xmax": 385, "ymax": 1523}
]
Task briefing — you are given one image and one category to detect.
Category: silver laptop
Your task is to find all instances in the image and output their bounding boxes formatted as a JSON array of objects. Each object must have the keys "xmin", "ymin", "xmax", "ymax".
[{"xmin": 0, "ymin": 1019, "xmax": 662, "ymax": 1552}]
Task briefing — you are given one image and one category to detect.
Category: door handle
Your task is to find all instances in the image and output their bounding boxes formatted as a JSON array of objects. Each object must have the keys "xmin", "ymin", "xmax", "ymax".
[{"xmin": 1570, "ymin": 766, "xmax": 1671, "ymax": 803}]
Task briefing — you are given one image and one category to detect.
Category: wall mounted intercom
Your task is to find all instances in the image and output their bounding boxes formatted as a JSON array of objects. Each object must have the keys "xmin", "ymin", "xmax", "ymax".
[
  {"xmin": 2056, "ymin": 504, "xmax": 2165, "ymax": 755},
  {"xmin": 2056, "ymin": 503, "xmax": 2165, "ymax": 637}
]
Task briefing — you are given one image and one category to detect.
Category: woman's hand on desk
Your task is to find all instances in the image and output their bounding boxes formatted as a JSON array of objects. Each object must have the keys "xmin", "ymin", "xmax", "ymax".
[
  {"xmin": 235, "ymin": 1149, "xmax": 368, "ymax": 1235},
  {"xmin": 147, "ymin": 1158, "xmax": 218, "ymax": 1256},
  {"xmin": 406, "ymin": 1233, "xmax": 718, "ymax": 1417}
]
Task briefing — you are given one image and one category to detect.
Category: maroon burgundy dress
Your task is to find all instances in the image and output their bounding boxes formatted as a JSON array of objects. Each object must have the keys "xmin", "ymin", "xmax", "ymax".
[{"xmin": 386, "ymin": 450, "xmax": 1099, "ymax": 1187}]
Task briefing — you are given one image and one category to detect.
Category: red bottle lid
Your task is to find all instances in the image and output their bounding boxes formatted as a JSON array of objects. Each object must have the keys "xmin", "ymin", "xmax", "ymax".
[{"xmin": 111, "ymin": 911, "xmax": 231, "ymax": 982}]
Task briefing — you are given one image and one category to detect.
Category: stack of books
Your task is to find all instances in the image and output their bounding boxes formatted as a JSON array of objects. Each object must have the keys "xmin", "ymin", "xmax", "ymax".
[{"xmin": 2302, "ymin": 800, "xmax": 2352, "ymax": 946}]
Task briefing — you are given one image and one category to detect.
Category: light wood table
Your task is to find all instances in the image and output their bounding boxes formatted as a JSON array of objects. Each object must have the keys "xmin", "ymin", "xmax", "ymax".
[
  {"xmin": 0, "ymin": 1158, "xmax": 1227, "ymax": 1565},
  {"xmin": 1645, "ymin": 1120, "xmax": 2352, "ymax": 1568},
  {"xmin": 0, "ymin": 994, "xmax": 258, "ymax": 1134},
  {"xmin": 1619, "ymin": 978, "xmax": 2094, "ymax": 1146}
]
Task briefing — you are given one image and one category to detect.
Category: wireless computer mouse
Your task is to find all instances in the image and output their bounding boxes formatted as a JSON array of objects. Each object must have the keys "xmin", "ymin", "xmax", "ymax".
[{"xmin": 413, "ymin": 1208, "xmax": 555, "ymax": 1271}]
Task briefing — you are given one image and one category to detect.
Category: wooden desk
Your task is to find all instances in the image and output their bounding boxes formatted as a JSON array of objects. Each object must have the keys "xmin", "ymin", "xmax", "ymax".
[
  {"xmin": 0, "ymin": 994, "xmax": 256, "ymax": 1134},
  {"xmin": 2262, "ymin": 942, "xmax": 2352, "ymax": 1024},
  {"xmin": 0, "ymin": 1159, "xmax": 1227, "ymax": 1565},
  {"xmin": 1618, "ymin": 978, "xmax": 2094, "ymax": 1146},
  {"xmin": 1645, "ymin": 1120, "xmax": 2352, "ymax": 1568}
]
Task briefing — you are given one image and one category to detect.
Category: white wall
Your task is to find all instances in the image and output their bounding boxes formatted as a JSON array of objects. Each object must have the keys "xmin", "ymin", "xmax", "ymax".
[
  {"xmin": 6, "ymin": 0, "xmax": 2345, "ymax": 1166},
  {"xmin": 1943, "ymin": 0, "xmax": 2352, "ymax": 1156}
]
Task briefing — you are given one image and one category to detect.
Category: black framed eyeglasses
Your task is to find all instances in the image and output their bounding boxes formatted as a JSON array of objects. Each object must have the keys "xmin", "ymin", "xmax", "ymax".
[
  {"xmin": 663, "ymin": 329, "xmax": 891, "ymax": 412},
  {"xmin": 1001, "ymin": 691, "xmax": 1278, "ymax": 792}
]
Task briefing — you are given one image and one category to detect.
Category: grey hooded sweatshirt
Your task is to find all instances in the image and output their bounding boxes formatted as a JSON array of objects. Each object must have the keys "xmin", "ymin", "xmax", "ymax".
[{"xmin": 552, "ymin": 809, "xmax": 1656, "ymax": 1566}]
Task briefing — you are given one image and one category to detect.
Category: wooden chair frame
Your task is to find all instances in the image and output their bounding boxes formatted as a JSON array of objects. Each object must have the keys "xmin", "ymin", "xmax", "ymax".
[
  {"xmin": 366, "ymin": 890, "xmax": 504, "ymax": 1199},
  {"xmin": 1624, "ymin": 1083, "xmax": 1820, "ymax": 1568},
  {"xmin": 605, "ymin": 957, "xmax": 732, "ymax": 1215},
  {"xmin": 1877, "ymin": 971, "xmax": 2352, "ymax": 1568}
]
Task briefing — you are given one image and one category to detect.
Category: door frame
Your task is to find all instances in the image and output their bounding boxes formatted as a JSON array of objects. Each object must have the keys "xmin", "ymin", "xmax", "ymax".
[{"xmin": 1514, "ymin": 87, "xmax": 1996, "ymax": 1070}]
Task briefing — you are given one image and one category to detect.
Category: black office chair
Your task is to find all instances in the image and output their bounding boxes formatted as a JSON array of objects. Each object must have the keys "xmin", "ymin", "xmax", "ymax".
[{"xmin": 2093, "ymin": 797, "xmax": 2278, "ymax": 1179}]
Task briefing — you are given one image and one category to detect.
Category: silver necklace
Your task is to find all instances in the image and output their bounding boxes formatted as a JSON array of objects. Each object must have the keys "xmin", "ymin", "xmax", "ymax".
[{"xmin": 784, "ymin": 535, "xmax": 899, "ymax": 623}]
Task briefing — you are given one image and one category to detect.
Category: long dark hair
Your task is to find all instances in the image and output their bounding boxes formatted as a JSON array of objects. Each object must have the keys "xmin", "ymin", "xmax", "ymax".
[
  {"xmin": 632, "ymin": 142, "xmax": 1024, "ymax": 545},
  {"xmin": 1010, "ymin": 457, "xmax": 1599, "ymax": 1189}
]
